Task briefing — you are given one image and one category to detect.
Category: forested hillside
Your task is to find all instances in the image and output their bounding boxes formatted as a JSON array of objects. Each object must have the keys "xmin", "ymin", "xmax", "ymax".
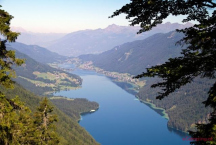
[
  {"xmin": 137, "ymin": 77, "xmax": 213, "ymax": 131},
  {"xmin": 0, "ymin": 83, "xmax": 99, "ymax": 145},
  {"xmin": 51, "ymin": 98, "xmax": 99, "ymax": 121}
]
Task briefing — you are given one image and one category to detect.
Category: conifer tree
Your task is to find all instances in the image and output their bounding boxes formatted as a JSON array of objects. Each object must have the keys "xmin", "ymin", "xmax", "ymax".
[
  {"xmin": 0, "ymin": 5, "xmax": 60, "ymax": 145},
  {"xmin": 0, "ymin": 5, "xmax": 24, "ymax": 90},
  {"xmin": 34, "ymin": 98, "xmax": 59, "ymax": 145},
  {"xmin": 0, "ymin": 5, "xmax": 27, "ymax": 145}
]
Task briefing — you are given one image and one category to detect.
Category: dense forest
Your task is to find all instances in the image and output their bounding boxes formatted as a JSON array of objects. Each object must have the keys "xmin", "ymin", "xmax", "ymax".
[
  {"xmin": 137, "ymin": 77, "xmax": 213, "ymax": 132},
  {"xmin": 0, "ymin": 83, "xmax": 99, "ymax": 145}
]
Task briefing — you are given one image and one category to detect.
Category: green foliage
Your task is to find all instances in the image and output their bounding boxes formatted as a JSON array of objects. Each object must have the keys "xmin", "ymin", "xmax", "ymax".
[
  {"xmin": 0, "ymin": 5, "xmax": 98, "ymax": 145},
  {"xmin": 0, "ymin": 94, "xmax": 58, "ymax": 145},
  {"xmin": 0, "ymin": 5, "xmax": 30, "ymax": 145},
  {"xmin": 111, "ymin": 0, "xmax": 216, "ymax": 144},
  {"xmin": 0, "ymin": 5, "xmax": 24, "ymax": 92},
  {"xmin": 138, "ymin": 77, "xmax": 213, "ymax": 132},
  {"xmin": 33, "ymin": 98, "xmax": 59, "ymax": 145},
  {"xmin": 0, "ymin": 96, "xmax": 31, "ymax": 144},
  {"xmin": 0, "ymin": 83, "xmax": 100, "ymax": 145}
]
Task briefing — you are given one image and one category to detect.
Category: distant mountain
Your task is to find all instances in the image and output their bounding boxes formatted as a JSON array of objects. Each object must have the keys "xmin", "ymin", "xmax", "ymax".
[
  {"xmin": 46, "ymin": 22, "xmax": 193, "ymax": 56},
  {"xmin": 11, "ymin": 26, "xmax": 28, "ymax": 33},
  {"xmin": 79, "ymin": 31, "xmax": 185, "ymax": 75},
  {"xmin": 7, "ymin": 42, "xmax": 67, "ymax": 64},
  {"xmin": 11, "ymin": 27, "xmax": 66, "ymax": 47}
]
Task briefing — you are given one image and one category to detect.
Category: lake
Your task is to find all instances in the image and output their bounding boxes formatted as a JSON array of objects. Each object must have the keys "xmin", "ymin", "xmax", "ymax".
[{"xmin": 54, "ymin": 63, "xmax": 190, "ymax": 145}]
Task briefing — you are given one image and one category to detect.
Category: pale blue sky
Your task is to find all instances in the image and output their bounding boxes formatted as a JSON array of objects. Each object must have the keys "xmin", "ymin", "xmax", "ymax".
[{"xmin": 1, "ymin": 0, "xmax": 187, "ymax": 33}]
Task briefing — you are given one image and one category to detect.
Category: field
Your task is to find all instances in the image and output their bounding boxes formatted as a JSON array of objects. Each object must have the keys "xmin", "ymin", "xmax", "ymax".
[{"xmin": 19, "ymin": 71, "xmax": 81, "ymax": 94}]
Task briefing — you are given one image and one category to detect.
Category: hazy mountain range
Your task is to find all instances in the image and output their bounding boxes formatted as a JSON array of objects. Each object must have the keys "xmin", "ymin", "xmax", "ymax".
[
  {"xmin": 46, "ymin": 22, "xmax": 192, "ymax": 56},
  {"xmin": 14, "ymin": 22, "xmax": 193, "ymax": 57},
  {"xmin": 11, "ymin": 26, "xmax": 66, "ymax": 46}
]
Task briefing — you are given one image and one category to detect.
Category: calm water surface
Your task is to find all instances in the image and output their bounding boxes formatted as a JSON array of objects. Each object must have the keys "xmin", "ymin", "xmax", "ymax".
[{"xmin": 54, "ymin": 63, "xmax": 190, "ymax": 145}]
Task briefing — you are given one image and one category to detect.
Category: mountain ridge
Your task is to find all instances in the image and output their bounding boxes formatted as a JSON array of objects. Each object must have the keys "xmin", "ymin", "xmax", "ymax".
[
  {"xmin": 7, "ymin": 42, "xmax": 67, "ymax": 64},
  {"xmin": 79, "ymin": 31, "xmax": 184, "ymax": 75},
  {"xmin": 45, "ymin": 22, "xmax": 193, "ymax": 56}
]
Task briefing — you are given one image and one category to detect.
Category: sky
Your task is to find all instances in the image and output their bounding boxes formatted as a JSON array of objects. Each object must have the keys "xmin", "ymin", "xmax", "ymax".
[{"xmin": 1, "ymin": 0, "xmax": 187, "ymax": 33}]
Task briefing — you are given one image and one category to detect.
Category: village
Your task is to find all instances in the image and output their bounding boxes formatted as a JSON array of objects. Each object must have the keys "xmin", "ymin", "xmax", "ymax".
[{"xmin": 78, "ymin": 61, "xmax": 146, "ymax": 89}]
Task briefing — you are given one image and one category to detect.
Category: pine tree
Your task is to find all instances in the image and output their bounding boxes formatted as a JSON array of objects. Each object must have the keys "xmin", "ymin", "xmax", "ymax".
[
  {"xmin": 0, "ymin": 5, "xmax": 60, "ymax": 145},
  {"xmin": 33, "ymin": 98, "xmax": 59, "ymax": 145},
  {"xmin": 0, "ymin": 5, "xmax": 24, "ymax": 90},
  {"xmin": 0, "ymin": 96, "xmax": 33, "ymax": 145},
  {"xmin": 0, "ymin": 5, "xmax": 27, "ymax": 144}
]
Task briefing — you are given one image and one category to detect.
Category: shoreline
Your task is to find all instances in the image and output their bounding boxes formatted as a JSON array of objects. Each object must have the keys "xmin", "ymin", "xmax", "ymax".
[
  {"xmin": 49, "ymin": 96, "xmax": 99, "ymax": 123},
  {"xmin": 78, "ymin": 107, "xmax": 99, "ymax": 123},
  {"xmin": 135, "ymin": 95, "xmax": 169, "ymax": 120},
  {"xmin": 135, "ymin": 95, "xmax": 190, "ymax": 134},
  {"xmin": 167, "ymin": 125, "xmax": 190, "ymax": 135},
  {"xmin": 45, "ymin": 86, "xmax": 81, "ymax": 96}
]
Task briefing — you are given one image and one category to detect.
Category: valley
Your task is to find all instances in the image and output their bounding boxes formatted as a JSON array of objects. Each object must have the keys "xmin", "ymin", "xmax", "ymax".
[
  {"xmin": 2, "ymin": 0, "xmax": 215, "ymax": 144},
  {"xmin": 7, "ymin": 28, "xmax": 211, "ymax": 144},
  {"xmin": 2, "ymin": 18, "xmax": 213, "ymax": 145},
  {"xmin": 22, "ymin": 27, "xmax": 212, "ymax": 136}
]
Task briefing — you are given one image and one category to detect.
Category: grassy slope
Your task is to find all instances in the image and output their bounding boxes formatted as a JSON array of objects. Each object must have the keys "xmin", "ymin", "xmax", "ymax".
[{"xmin": 10, "ymin": 48, "xmax": 82, "ymax": 95}]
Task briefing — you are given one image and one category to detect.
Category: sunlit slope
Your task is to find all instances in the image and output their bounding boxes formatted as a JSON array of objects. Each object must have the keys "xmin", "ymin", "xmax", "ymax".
[{"xmin": 8, "ymin": 48, "xmax": 82, "ymax": 95}]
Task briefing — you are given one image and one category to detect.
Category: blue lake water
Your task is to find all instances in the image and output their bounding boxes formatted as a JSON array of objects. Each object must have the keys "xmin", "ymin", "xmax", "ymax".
[{"xmin": 54, "ymin": 64, "xmax": 190, "ymax": 145}]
